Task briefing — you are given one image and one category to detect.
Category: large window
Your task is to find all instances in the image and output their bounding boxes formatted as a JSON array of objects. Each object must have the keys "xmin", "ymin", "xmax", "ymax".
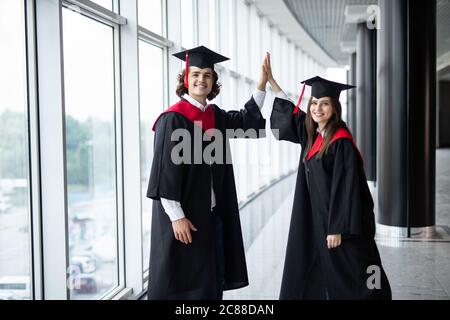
[
  {"xmin": 138, "ymin": 0, "xmax": 163, "ymax": 35},
  {"xmin": 138, "ymin": 41, "xmax": 164, "ymax": 274},
  {"xmin": 0, "ymin": 0, "xmax": 328, "ymax": 300},
  {"xmin": 0, "ymin": 0, "xmax": 32, "ymax": 301},
  {"xmin": 62, "ymin": 8, "xmax": 119, "ymax": 300}
]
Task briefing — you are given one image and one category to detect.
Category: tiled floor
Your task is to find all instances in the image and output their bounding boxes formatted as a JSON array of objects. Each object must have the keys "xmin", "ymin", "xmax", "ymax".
[
  {"xmin": 376, "ymin": 149, "xmax": 450, "ymax": 299},
  {"xmin": 224, "ymin": 149, "xmax": 450, "ymax": 300}
]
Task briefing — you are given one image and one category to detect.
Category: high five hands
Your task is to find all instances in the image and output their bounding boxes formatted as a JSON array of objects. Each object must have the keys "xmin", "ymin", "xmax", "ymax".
[
  {"xmin": 172, "ymin": 53, "xmax": 286, "ymax": 246},
  {"xmin": 262, "ymin": 52, "xmax": 282, "ymax": 94},
  {"xmin": 257, "ymin": 53, "xmax": 269, "ymax": 91}
]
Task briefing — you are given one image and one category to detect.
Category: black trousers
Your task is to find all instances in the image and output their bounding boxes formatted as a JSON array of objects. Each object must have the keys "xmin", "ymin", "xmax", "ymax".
[{"xmin": 150, "ymin": 210, "xmax": 225, "ymax": 300}]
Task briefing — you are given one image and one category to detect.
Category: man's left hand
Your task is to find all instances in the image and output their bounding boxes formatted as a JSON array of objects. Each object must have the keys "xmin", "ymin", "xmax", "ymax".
[{"xmin": 326, "ymin": 234, "xmax": 342, "ymax": 250}]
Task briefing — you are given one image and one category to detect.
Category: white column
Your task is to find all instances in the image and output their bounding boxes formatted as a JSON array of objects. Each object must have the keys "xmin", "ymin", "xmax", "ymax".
[{"xmin": 119, "ymin": 0, "xmax": 143, "ymax": 299}]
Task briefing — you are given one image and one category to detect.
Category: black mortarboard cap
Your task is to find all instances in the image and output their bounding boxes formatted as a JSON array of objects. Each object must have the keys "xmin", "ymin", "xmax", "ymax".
[
  {"xmin": 173, "ymin": 45, "xmax": 229, "ymax": 69},
  {"xmin": 302, "ymin": 76, "xmax": 356, "ymax": 99},
  {"xmin": 173, "ymin": 46, "xmax": 229, "ymax": 88},
  {"xmin": 293, "ymin": 76, "xmax": 356, "ymax": 114}
]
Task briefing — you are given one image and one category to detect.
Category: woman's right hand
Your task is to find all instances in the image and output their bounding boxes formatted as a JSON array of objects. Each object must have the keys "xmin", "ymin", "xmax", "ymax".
[
  {"xmin": 257, "ymin": 53, "xmax": 269, "ymax": 91},
  {"xmin": 264, "ymin": 53, "xmax": 282, "ymax": 94}
]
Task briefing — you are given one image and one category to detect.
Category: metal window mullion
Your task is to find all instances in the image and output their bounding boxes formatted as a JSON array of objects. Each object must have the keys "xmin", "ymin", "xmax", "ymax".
[
  {"xmin": 112, "ymin": 0, "xmax": 118, "ymax": 14},
  {"xmin": 162, "ymin": 44, "xmax": 170, "ymax": 129},
  {"xmin": 230, "ymin": 0, "xmax": 237, "ymax": 71},
  {"xmin": 138, "ymin": 26, "xmax": 173, "ymax": 49},
  {"xmin": 196, "ymin": 0, "xmax": 209, "ymax": 45},
  {"xmin": 35, "ymin": 0, "xmax": 70, "ymax": 300},
  {"xmin": 245, "ymin": 1, "xmax": 251, "ymax": 79},
  {"xmin": 167, "ymin": 0, "xmax": 182, "ymax": 106},
  {"xmin": 25, "ymin": 0, "xmax": 43, "ymax": 301},
  {"xmin": 118, "ymin": 0, "xmax": 144, "ymax": 299},
  {"xmin": 192, "ymin": 0, "xmax": 199, "ymax": 46},
  {"xmin": 161, "ymin": 0, "xmax": 168, "ymax": 39},
  {"xmin": 211, "ymin": 0, "xmax": 219, "ymax": 51},
  {"xmin": 113, "ymin": 21, "xmax": 126, "ymax": 298},
  {"xmin": 62, "ymin": 0, "xmax": 127, "ymax": 25}
]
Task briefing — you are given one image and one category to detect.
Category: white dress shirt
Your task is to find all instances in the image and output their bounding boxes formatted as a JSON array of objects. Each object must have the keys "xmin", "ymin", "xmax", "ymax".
[
  {"xmin": 275, "ymin": 90, "xmax": 292, "ymax": 102},
  {"xmin": 161, "ymin": 89, "xmax": 266, "ymax": 221}
]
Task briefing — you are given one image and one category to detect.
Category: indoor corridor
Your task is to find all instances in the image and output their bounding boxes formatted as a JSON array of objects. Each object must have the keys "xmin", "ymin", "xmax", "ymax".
[{"xmin": 225, "ymin": 149, "xmax": 450, "ymax": 300}]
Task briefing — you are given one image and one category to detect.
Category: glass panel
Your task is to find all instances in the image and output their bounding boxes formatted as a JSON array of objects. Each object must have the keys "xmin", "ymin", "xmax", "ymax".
[
  {"xmin": 181, "ymin": 0, "xmax": 194, "ymax": 48},
  {"xmin": 0, "ymin": 0, "xmax": 32, "ymax": 301},
  {"xmin": 138, "ymin": 41, "xmax": 164, "ymax": 273},
  {"xmin": 138, "ymin": 0, "xmax": 163, "ymax": 35},
  {"xmin": 62, "ymin": 8, "xmax": 118, "ymax": 300}
]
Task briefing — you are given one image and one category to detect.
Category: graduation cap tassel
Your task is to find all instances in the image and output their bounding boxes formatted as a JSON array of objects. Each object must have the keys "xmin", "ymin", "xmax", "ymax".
[
  {"xmin": 184, "ymin": 52, "xmax": 189, "ymax": 89},
  {"xmin": 293, "ymin": 82, "xmax": 306, "ymax": 115}
]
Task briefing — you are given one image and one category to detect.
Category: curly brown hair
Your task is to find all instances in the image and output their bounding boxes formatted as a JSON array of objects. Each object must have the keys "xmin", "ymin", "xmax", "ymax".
[{"xmin": 175, "ymin": 69, "xmax": 222, "ymax": 101}]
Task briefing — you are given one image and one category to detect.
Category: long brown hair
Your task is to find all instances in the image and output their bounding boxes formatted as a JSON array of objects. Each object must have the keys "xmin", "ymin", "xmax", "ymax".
[
  {"xmin": 175, "ymin": 69, "xmax": 222, "ymax": 101},
  {"xmin": 305, "ymin": 96, "xmax": 347, "ymax": 160}
]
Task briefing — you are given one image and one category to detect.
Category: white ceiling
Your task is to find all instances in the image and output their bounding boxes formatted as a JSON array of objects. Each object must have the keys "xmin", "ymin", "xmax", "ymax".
[
  {"xmin": 282, "ymin": 0, "xmax": 378, "ymax": 65},
  {"xmin": 255, "ymin": 0, "xmax": 450, "ymax": 70},
  {"xmin": 253, "ymin": 0, "xmax": 338, "ymax": 67}
]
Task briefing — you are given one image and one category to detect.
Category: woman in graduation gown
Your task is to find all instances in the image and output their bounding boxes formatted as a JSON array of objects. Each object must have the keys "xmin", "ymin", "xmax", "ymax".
[
  {"xmin": 146, "ymin": 46, "xmax": 268, "ymax": 300},
  {"xmin": 265, "ymin": 54, "xmax": 391, "ymax": 300}
]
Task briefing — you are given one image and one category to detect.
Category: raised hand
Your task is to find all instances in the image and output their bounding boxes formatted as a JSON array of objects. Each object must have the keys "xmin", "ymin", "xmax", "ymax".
[
  {"xmin": 257, "ymin": 52, "xmax": 269, "ymax": 91},
  {"xmin": 264, "ymin": 52, "xmax": 282, "ymax": 94}
]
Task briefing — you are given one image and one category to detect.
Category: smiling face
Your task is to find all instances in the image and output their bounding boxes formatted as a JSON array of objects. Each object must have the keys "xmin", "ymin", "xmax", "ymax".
[
  {"xmin": 310, "ymin": 96, "xmax": 334, "ymax": 129},
  {"xmin": 188, "ymin": 67, "xmax": 214, "ymax": 102}
]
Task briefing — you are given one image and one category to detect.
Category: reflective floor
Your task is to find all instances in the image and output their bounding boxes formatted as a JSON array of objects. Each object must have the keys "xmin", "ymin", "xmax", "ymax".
[{"xmin": 224, "ymin": 149, "xmax": 450, "ymax": 300}]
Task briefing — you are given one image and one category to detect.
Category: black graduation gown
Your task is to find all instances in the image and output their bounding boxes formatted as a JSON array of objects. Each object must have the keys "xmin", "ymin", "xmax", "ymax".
[
  {"xmin": 147, "ymin": 97, "xmax": 266, "ymax": 300},
  {"xmin": 271, "ymin": 97, "xmax": 391, "ymax": 300}
]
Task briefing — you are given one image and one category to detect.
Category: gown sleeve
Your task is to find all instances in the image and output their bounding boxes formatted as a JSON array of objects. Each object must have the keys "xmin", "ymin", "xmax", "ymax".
[
  {"xmin": 270, "ymin": 97, "xmax": 307, "ymax": 145},
  {"xmin": 327, "ymin": 139, "xmax": 363, "ymax": 237},
  {"xmin": 146, "ymin": 112, "xmax": 184, "ymax": 202},
  {"xmin": 220, "ymin": 96, "xmax": 266, "ymax": 138}
]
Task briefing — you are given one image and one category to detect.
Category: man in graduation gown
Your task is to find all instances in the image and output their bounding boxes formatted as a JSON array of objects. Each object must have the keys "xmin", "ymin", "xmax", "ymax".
[
  {"xmin": 146, "ymin": 46, "xmax": 268, "ymax": 300},
  {"xmin": 265, "ymin": 55, "xmax": 391, "ymax": 299}
]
